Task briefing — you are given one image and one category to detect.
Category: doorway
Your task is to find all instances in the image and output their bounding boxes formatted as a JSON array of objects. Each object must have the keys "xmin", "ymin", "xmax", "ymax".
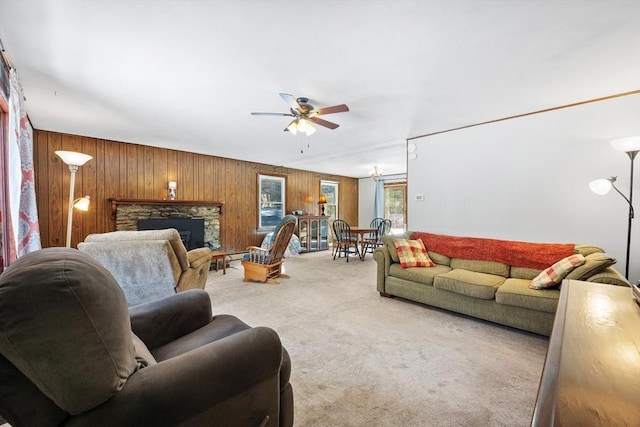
[{"xmin": 384, "ymin": 183, "xmax": 407, "ymax": 234}]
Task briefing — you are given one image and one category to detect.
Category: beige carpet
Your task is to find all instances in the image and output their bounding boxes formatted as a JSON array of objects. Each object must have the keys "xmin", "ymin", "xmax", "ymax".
[{"xmin": 207, "ymin": 251, "xmax": 549, "ymax": 427}]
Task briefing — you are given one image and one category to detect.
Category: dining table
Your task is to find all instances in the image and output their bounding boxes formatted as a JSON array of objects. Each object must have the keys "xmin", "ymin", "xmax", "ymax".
[{"xmin": 348, "ymin": 227, "xmax": 377, "ymax": 260}]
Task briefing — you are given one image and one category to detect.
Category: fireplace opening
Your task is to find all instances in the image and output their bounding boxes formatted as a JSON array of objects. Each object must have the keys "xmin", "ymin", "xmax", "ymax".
[{"xmin": 137, "ymin": 218, "xmax": 205, "ymax": 251}]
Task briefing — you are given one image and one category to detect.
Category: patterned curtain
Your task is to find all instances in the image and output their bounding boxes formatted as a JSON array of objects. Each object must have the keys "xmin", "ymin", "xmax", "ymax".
[{"xmin": 7, "ymin": 68, "xmax": 40, "ymax": 263}]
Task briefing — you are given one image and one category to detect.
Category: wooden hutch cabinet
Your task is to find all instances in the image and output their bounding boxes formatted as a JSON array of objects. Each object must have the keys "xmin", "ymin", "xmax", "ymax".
[{"xmin": 295, "ymin": 215, "xmax": 330, "ymax": 252}]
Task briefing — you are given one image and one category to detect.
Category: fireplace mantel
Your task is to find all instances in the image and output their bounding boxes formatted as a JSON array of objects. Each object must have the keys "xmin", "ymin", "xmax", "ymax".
[{"xmin": 108, "ymin": 198, "xmax": 224, "ymax": 220}]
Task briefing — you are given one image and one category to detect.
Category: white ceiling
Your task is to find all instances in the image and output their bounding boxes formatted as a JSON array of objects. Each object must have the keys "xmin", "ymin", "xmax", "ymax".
[{"xmin": 0, "ymin": 0, "xmax": 638, "ymax": 178}]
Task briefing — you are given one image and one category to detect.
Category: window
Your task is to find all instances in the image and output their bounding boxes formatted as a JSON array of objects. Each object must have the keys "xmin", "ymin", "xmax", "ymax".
[
  {"xmin": 384, "ymin": 183, "xmax": 406, "ymax": 233},
  {"xmin": 258, "ymin": 174, "xmax": 285, "ymax": 229},
  {"xmin": 320, "ymin": 180, "xmax": 338, "ymax": 220}
]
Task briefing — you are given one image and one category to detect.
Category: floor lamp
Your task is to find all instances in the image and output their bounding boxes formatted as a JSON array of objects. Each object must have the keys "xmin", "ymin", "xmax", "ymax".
[
  {"xmin": 55, "ymin": 150, "xmax": 93, "ymax": 247},
  {"xmin": 589, "ymin": 136, "xmax": 640, "ymax": 279}
]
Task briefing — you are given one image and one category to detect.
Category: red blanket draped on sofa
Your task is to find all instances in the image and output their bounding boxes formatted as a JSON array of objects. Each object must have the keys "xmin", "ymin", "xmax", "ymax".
[{"xmin": 411, "ymin": 232, "xmax": 575, "ymax": 270}]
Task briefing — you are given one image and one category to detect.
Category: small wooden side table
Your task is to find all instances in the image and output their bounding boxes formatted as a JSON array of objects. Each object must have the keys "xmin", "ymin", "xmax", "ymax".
[{"xmin": 210, "ymin": 251, "xmax": 227, "ymax": 274}]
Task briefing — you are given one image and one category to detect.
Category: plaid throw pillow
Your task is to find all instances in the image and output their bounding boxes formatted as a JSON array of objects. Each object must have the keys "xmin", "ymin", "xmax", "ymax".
[
  {"xmin": 393, "ymin": 238, "xmax": 435, "ymax": 268},
  {"xmin": 529, "ymin": 254, "xmax": 586, "ymax": 289}
]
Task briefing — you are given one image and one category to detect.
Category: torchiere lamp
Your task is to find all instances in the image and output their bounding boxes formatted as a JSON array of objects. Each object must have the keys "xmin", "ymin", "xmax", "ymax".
[
  {"xmin": 589, "ymin": 136, "xmax": 640, "ymax": 279},
  {"xmin": 55, "ymin": 150, "xmax": 93, "ymax": 247},
  {"xmin": 318, "ymin": 194, "xmax": 328, "ymax": 216}
]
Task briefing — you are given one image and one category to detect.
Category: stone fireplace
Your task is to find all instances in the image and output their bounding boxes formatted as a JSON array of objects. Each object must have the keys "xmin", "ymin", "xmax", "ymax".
[
  {"xmin": 138, "ymin": 218, "xmax": 205, "ymax": 250},
  {"xmin": 109, "ymin": 199, "xmax": 223, "ymax": 250}
]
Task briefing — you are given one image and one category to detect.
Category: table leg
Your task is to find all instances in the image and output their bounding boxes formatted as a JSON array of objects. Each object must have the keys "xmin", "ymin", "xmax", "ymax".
[
  {"xmin": 358, "ymin": 233, "xmax": 368, "ymax": 261},
  {"xmin": 211, "ymin": 252, "xmax": 227, "ymax": 274}
]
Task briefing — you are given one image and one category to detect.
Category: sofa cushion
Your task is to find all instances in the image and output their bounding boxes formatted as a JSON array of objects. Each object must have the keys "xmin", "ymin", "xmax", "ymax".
[
  {"xmin": 586, "ymin": 268, "xmax": 629, "ymax": 287},
  {"xmin": 0, "ymin": 248, "xmax": 137, "ymax": 415},
  {"xmin": 132, "ymin": 333, "xmax": 157, "ymax": 369},
  {"xmin": 389, "ymin": 263, "xmax": 452, "ymax": 286},
  {"xmin": 427, "ymin": 250, "xmax": 451, "ymax": 266},
  {"xmin": 530, "ymin": 254, "xmax": 585, "ymax": 289},
  {"xmin": 495, "ymin": 278, "xmax": 560, "ymax": 313},
  {"xmin": 393, "ymin": 239, "xmax": 435, "ymax": 268},
  {"xmin": 510, "ymin": 266, "xmax": 543, "ymax": 280},
  {"xmin": 450, "ymin": 258, "xmax": 510, "ymax": 277},
  {"xmin": 433, "ymin": 269, "xmax": 506, "ymax": 300},
  {"xmin": 565, "ymin": 252, "xmax": 616, "ymax": 281},
  {"xmin": 574, "ymin": 244, "xmax": 605, "ymax": 257},
  {"xmin": 381, "ymin": 236, "xmax": 401, "ymax": 263}
]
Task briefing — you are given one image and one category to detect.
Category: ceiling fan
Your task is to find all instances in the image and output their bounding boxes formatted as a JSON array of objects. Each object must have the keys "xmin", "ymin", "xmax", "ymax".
[{"xmin": 251, "ymin": 93, "xmax": 349, "ymax": 136}]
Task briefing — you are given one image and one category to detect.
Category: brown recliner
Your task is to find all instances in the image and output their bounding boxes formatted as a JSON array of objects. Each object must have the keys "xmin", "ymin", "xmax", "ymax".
[
  {"xmin": 0, "ymin": 248, "xmax": 293, "ymax": 427},
  {"xmin": 78, "ymin": 229, "xmax": 212, "ymax": 306}
]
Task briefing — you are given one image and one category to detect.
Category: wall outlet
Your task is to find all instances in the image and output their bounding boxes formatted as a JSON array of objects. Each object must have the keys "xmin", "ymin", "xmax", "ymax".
[{"xmin": 415, "ymin": 194, "xmax": 424, "ymax": 201}]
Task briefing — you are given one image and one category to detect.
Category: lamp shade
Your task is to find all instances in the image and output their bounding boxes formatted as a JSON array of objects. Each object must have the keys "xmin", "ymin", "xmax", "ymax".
[
  {"xmin": 297, "ymin": 119, "xmax": 311, "ymax": 132},
  {"xmin": 297, "ymin": 119, "xmax": 315, "ymax": 136},
  {"xmin": 286, "ymin": 121, "xmax": 298, "ymax": 135},
  {"xmin": 73, "ymin": 196, "xmax": 91, "ymax": 211},
  {"xmin": 318, "ymin": 194, "xmax": 327, "ymax": 204},
  {"xmin": 55, "ymin": 150, "xmax": 93, "ymax": 166},
  {"xmin": 168, "ymin": 181, "xmax": 177, "ymax": 190},
  {"xmin": 610, "ymin": 136, "xmax": 640, "ymax": 153},
  {"xmin": 304, "ymin": 125, "xmax": 316, "ymax": 136},
  {"xmin": 589, "ymin": 179, "xmax": 613, "ymax": 195}
]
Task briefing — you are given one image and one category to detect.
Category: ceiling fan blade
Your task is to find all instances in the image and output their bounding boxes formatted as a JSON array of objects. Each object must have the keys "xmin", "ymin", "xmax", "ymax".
[
  {"xmin": 309, "ymin": 116, "xmax": 340, "ymax": 130},
  {"xmin": 251, "ymin": 112, "xmax": 294, "ymax": 116},
  {"xmin": 280, "ymin": 93, "xmax": 303, "ymax": 112},
  {"xmin": 315, "ymin": 104, "xmax": 349, "ymax": 115}
]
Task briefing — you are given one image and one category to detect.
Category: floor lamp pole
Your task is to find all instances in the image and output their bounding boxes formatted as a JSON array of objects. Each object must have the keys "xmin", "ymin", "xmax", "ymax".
[
  {"xmin": 625, "ymin": 151, "xmax": 638, "ymax": 279},
  {"xmin": 55, "ymin": 150, "xmax": 93, "ymax": 248},
  {"xmin": 65, "ymin": 165, "xmax": 78, "ymax": 248}
]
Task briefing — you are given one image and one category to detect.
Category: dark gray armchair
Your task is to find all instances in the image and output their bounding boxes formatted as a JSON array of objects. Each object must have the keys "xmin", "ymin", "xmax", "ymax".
[{"xmin": 0, "ymin": 248, "xmax": 293, "ymax": 426}]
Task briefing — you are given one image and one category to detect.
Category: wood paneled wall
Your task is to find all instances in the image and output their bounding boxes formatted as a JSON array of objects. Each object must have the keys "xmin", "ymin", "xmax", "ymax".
[{"xmin": 34, "ymin": 130, "xmax": 359, "ymax": 252}]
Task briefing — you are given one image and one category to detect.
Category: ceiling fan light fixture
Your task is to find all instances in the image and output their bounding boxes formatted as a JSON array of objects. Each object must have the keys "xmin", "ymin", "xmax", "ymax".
[
  {"xmin": 297, "ymin": 118, "xmax": 313, "ymax": 134},
  {"xmin": 287, "ymin": 121, "xmax": 298, "ymax": 135},
  {"xmin": 304, "ymin": 123, "xmax": 316, "ymax": 136}
]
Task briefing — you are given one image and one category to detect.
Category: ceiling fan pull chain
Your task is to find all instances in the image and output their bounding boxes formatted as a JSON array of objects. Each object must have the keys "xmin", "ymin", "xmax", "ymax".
[{"xmin": 300, "ymin": 134, "xmax": 310, "ymax": 154}]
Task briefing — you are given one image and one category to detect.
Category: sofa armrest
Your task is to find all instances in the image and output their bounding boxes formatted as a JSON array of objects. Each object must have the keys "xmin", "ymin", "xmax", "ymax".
[
  {"xmin": 65, "ymin": 327, "xmax": 283, "ymax": 426},
  {"xmin": 129, "ymin": 290, "xmax": 213, "ymax": 350},
  {"xmin": 373, "ymin": 245, "xmax": 392, "ymax": 293},
  {"xmin": 585, "ymin": 267, "xmax": 631, "ymax": 287}
]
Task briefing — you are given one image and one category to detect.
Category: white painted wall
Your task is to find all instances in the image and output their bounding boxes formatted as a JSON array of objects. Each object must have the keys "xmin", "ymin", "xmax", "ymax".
[
  {"xmin": 408, "ymin": 94, "xmax": 640, "ymax": 283},
  {"xmin": 358, "ymin": 177, "xmax": 376, "ymax": 227}
]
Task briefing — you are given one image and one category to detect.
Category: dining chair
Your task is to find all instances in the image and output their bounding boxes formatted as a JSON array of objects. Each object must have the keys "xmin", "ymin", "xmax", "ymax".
[
  {"xmin": 366, "ymin": 218, "xmax": 385, "ymax": 248},
  {"xmin": 366, "ymin": 218, "xmax": 391, "ymax": 252},
  {"xmin": 329, "ymin": 220, "xmax": 339, "ymax": 259},
  {"xmin": 332, "ymin": 219, "xmax": 359, "ymax": 262}
]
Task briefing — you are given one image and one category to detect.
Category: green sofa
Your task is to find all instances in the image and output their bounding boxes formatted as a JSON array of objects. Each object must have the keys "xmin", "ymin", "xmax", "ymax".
[{"xmin": 373, "ymin": 232, "xmax": 629, "ymax": 336}]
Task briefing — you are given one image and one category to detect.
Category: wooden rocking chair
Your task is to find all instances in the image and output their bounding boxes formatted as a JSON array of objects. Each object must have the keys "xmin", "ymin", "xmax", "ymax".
[{"xmin": 242, "ymin": 215, "xmax": 297, "ymax": 284}]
